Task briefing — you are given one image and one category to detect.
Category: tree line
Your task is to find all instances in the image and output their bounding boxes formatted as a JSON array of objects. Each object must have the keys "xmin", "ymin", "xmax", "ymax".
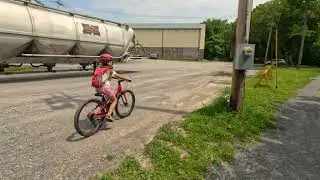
[{"xmin": 203, "ymin": 0, "xmax": 320, "ymax": 67}]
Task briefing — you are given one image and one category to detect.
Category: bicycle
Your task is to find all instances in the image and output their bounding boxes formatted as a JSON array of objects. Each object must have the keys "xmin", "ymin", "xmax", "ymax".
[
  {"xmin": 74, "ymin": 77, "xmax": 135, "ymax": 137},
  {"xmin": 129, "ymin": 40, "xmax": 145, "ymax": 57}
]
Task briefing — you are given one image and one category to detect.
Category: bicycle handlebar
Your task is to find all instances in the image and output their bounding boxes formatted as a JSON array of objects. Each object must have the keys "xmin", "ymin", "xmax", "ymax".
[{"xmin": 111, "ymin": 77, "xmax": 131, "ymax": 83}]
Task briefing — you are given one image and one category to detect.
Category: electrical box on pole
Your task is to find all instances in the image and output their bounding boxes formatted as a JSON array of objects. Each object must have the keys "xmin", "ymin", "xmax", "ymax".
[{"xmin": 234, "ymin": 43, "xmax": 255, "ymax": 70}]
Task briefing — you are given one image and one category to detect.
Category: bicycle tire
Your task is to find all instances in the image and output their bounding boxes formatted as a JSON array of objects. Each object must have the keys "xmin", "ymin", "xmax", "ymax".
[
  {"xmin": 136, "ymin": 44, "xmax": 146, "ymax": 57},
  {"xmin": 130, "ymin": 44, "xmax": 145, "ymax": 57},
  {"xmin": 115, "ymin": 90, "xmax": 136, "ymax": 118},
  {"xmin": 74, "ymin": 98, "xmax": 104, "ymax": 137}
]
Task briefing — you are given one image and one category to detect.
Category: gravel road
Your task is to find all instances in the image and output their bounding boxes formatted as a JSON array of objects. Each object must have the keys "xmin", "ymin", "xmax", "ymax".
[
  {"xmin": 0, "ymin": 59, "xmax": 260, "ymax": 179},
  {"xmin": 206, "ymin": 76, "xmax": 320, "ymax": 180}
]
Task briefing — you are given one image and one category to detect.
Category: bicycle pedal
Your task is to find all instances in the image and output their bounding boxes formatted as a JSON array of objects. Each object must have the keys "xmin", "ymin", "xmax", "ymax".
[
  {"xmin": 105, "ymin": 117, "xmax": 114, "ymax": 122},
  {"xmin": 87, "ymin": 113, "xmax": 95, "ymax": 120}
]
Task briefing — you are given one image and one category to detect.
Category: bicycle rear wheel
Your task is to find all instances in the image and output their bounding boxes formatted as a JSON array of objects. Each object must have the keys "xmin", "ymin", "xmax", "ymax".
[
  {"xmin": 74, "ymin": 98, "xmax": 104, "ymax": 137},
  {"xmin": 115, "ymin": 90, "xmax": 135, "ymax": 118}
]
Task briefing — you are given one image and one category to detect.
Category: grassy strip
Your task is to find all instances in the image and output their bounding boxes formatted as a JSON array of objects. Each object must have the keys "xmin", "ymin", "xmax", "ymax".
[
  {"xmin": 4, "ymin": 66, "xmax": 34, "ymax": 72},
  {"xmin": 97, "ymin": 67, "xmax": 320, "ymax": 180}
]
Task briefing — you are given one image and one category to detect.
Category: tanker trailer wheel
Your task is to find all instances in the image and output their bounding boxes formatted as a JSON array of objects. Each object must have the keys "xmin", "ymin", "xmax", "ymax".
[
  {"xmin": 80, "ymin": 63, "xmax": 89, "ymax": 71},
  {"xmin": 30, "ymin": 63, "xmax": 43, "ymax": 68},
  {"xmin": 89, "ymin": 62, "xmax": 98, "ymax": 75},
  {"xmin": 0, "ymin": 64, "xmax": 9, "ymax": 72},
  {"xmin": 44, "ymin": 63, "xmax": 56, "ymax": 72}
]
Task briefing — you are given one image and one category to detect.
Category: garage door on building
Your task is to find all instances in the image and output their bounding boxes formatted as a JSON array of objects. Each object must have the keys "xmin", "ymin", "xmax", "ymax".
[
  {"xmin": 130, "ymin": 23, "xmax": 206, "ymax": 60},
  {"xmin": 134, "ymin": 29, "xmax": 162, "ymax": 47},
  {"xmin": 163, "ymin": 29, "xmax": 200, "ymax": 59}
]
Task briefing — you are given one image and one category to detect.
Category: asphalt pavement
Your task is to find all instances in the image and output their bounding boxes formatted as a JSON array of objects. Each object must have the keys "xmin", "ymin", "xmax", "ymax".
[{"xmin": 0, "ymin": 59, "xmax": 258, "ymax": 179}]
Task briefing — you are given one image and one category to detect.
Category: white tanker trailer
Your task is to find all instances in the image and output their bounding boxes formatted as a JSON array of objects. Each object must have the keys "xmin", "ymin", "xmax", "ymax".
[{"xmin": 0, "ymin": 0, "xmax": 136, "ymax": 71}]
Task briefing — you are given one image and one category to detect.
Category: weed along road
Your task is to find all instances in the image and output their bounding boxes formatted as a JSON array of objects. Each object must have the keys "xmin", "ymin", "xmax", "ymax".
[{"xmin": 0, "ymin": 59, "xmax": 257, "ymax": 179}]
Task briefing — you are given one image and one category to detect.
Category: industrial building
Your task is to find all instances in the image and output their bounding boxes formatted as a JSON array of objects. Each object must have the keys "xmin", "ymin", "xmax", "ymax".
[{"xmin": 129, "ymin": 23, "xmax": 206, "ymax": 60}]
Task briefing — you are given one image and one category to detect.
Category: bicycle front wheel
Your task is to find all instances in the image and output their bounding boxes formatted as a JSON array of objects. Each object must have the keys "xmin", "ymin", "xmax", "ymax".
[
  {"xmin": 74, "ymin": 98, "xmax": 104, "ymax": 137},
  {"xmin": 115, "ymin": 90, "xmax": 135, "ymax": 118}
]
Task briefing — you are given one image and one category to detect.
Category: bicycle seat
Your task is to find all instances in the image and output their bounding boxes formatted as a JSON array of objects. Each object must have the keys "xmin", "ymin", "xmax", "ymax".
[{"xmin": 95, "ymin": 92, "xmax": 104, "ymax": 97}]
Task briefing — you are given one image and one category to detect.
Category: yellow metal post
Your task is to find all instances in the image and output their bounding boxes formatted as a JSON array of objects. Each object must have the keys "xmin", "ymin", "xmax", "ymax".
[{"xmin": 275, "ymin": 29, "xmax": 278, "ymax": 89}]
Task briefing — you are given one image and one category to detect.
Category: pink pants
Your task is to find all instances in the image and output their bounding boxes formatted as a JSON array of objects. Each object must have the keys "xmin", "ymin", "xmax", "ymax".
[{"xmin": 96, "ymin": 86, "xmax": 115, "ymax": 98}]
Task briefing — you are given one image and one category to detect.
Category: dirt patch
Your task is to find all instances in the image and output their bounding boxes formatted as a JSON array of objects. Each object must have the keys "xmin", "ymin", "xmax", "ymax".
[{"xmin": 135, "ymin": 154, "xmax": 154, "ymax": 170}]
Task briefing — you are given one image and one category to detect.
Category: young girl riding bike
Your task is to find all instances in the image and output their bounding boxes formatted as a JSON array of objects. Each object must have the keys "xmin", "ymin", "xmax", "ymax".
[{"xmin": 91, "ymin": 53, "xmax": 132, "ymax": 129}]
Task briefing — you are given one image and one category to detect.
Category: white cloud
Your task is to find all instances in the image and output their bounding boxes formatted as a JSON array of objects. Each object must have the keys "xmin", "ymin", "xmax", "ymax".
[{"xmin": 62, "ymin": 0, "xmax": 271, "ymax": 23}]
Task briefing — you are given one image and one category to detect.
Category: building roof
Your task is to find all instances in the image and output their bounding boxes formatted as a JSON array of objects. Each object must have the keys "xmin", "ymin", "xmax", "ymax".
[{"xmin": 129, "ymin": 23, "xmax": 203, "ymax": 29}]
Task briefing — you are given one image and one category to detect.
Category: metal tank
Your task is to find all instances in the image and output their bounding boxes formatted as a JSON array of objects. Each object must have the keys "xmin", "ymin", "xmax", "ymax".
[{"xmin": 0, "ymin": 0, "xmax": 135, "ymax": 71}]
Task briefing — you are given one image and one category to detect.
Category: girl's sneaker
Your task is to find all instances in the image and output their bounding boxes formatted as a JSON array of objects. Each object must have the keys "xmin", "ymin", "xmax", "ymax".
[{"xmin": 100, "ymin": 120, "xmax": 112, "ymax": 130}]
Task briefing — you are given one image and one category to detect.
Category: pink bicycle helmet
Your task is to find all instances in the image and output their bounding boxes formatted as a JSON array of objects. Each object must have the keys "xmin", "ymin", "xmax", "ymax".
[{"xmin": 99, "ymin": 53, "xmax": 113, "ymax": 64}]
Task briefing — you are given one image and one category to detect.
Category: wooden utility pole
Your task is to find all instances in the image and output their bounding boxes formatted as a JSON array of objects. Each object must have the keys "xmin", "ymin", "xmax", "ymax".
[{"xmin": 230, "ymin": 0, "xmax": 253, "ymax": 112}]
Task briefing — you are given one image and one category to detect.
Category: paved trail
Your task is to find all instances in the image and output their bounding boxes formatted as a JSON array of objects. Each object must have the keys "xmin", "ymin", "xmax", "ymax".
[
  {"xmin": 207, "ymin": 76, "xmax": 320, "ymax": 180},
  {"xmin": 0, "ymin": 59, "xmax": 257, "ymax": 179}
]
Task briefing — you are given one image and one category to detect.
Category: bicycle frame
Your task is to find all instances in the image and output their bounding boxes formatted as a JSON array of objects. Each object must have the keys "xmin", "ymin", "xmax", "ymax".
[{"xmin": 93, "ymin": 79, "xmax": 129, "ymax": 119}]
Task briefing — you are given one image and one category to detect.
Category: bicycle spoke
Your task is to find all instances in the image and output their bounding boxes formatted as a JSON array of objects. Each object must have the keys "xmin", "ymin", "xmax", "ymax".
[{"xmin": 121, "ymin": 94, "xmax": 128, "ymax": 106}]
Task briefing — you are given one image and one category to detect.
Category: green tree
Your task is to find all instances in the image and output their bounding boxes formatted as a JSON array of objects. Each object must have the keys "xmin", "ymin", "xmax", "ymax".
[
  {"xmin": 203, "ymin": 0, "xmax": 320, "ymax": 67},
  {"xmin": 202, "ymin": 19, "xmax": 233, "ymax": 60},
  {"xmin": 250, "ymin": 0, "xmax": 287, "ymax": 63},
  {"xmin": 286, "ymin": 0, "xmax": 320, "ymax": 68},
  {"xmin": 249, "ymin": 0, "xmax": 320, "ymax": 67}
]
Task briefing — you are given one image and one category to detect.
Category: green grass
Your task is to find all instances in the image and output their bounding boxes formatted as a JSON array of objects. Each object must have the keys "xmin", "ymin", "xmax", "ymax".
[
  {"xmin": 96, "ymin": 67, "xmax": 320, "ymax": 180},
  {"xmin": 4, "ymin": 66, "xmax": 34, "ymax": 72}
]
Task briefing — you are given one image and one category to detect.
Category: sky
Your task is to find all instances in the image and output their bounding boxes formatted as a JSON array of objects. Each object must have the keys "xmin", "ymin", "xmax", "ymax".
[{"xmin": 37, "ymin": 0, "xmax": 270, "ymax": 23}]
